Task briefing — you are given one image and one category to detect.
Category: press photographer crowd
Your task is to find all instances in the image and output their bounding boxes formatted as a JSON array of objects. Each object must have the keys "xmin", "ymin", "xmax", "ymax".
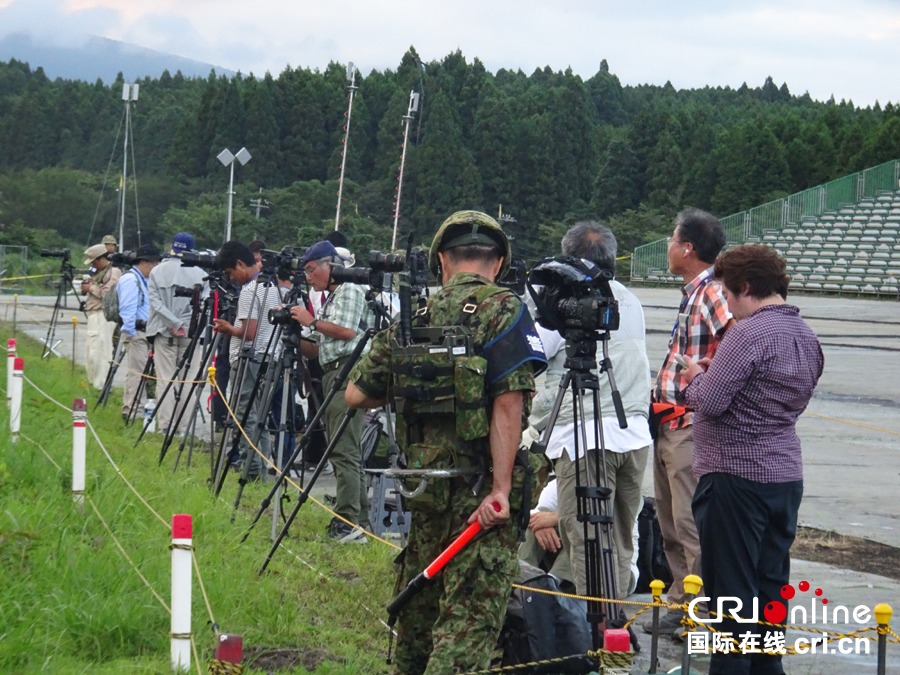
[{"xmin": 69, "ymin": 206, "xmax": 822, "ymax": 675}]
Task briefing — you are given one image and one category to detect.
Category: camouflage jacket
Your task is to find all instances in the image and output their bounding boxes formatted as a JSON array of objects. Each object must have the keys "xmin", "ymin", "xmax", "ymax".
[{"xmin": 350, "ymin": 273, "xmax": 543, "ymax": 483}]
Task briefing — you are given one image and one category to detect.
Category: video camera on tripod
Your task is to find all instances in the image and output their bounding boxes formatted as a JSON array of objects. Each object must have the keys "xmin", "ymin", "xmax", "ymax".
[{"xmin": 527, "ymin": 256, "xmax": 619, "ymax": 335}]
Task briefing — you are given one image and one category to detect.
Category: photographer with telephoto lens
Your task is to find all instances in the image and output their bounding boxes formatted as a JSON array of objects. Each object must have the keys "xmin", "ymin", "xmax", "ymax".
[
  {"xmin": 117, "ymin": 244, "xmax": 161, "ymax": 421},
  {"xmin": 147, "ymin": 233, "xmax": 209, "ymax": 435},
  {"xmin": 291, "ymin": 240, "xmax": 375, "ymax": 542},
  {"xmin": 82, "ymin": 243, "xmax": 122, "ymax": 390}
]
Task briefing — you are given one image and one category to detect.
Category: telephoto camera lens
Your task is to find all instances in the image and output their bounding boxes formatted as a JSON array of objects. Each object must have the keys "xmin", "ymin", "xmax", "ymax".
[
  {"xmin": 369, "ymin": 251, "xmax": 405, "ymax": 273},
  {"xmin": 330, "ymin": 267, "xmax": 372, "ymax": 285},
  {"xmin": 40, "ymin": 249, "xmax": 71, "ymax": 259}
]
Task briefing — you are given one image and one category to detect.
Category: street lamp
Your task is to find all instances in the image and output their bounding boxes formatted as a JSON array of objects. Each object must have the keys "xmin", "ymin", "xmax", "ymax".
[{"xmin": 217, "ymin": 147, "xmax": 251, "ymax": 242}]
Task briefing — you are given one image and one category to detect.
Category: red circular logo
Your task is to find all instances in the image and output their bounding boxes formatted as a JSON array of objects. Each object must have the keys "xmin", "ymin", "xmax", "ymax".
[
  {"xmin": 765, "ymin": 601, "xmax": 787, "ymax": 624},
  {"xmin": 780, "ymin": 584, "xmax": 795, "ymax": 600}
]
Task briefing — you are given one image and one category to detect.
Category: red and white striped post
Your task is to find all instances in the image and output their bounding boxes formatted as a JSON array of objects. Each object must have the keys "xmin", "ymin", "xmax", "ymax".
[
  {"xmin": 10, "ymin": 357, "xmax": 23, "ymax": 441},
  {"xmin": 72, "ymin": 398, "xmax": 86, "ymax": 506},
  {"xmin": 171, "ymin": 514, "xmax": 192, "ymax": 671},
  {"xmin": 6, "ymin": 339, "xmax": 15, "ymax": 408}
]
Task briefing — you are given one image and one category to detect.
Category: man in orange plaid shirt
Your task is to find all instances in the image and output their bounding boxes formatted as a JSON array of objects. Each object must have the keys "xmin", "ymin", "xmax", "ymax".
[{"xmin": 646, "ymin": 208, "xmax": 735, "ymax": 638}]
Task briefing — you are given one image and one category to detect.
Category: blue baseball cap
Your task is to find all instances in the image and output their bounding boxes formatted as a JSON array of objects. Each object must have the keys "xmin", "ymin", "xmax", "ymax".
[
  {"xmin": 170, "ymin": 233, "xmax": 195, "ymax": 256},
  {"xmin": 301, "ymin": 240, "xmax": 340, "ymax": 266}
]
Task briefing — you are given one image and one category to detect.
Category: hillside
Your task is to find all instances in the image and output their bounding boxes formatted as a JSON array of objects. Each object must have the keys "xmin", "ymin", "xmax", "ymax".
[
  {"xmin": 0, "ymin": 49, "xmax": 899, "ymax": 260},
  {"xmin": 0, "ymin": 33, "xmax": 235, "ymax": 83}
]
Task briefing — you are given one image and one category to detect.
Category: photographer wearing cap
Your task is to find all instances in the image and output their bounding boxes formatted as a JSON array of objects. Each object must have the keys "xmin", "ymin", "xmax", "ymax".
[
  {"xmin": 147, "ymin": 233, "xmax": 209, "ymax": 435},
  {"xmin": 530, "ymin": 221, "xmax": 653, "ymax": 601},
  {"xmin": 118, "ymin": 244, "xmax": 161, "ymax": 421},
  {"xmin": 290, "ymin": 240, "xmax": 374, "ymax": 541},
  {"xmin": 82, "ymin": 243, "xmax": 123, "ymax": 390}
]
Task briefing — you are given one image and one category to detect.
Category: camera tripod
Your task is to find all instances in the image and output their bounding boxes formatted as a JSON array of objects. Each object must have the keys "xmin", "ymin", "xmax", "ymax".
[
  {"xmin": 535, "ymin": 327, "xmax": 640, "ymax": 652},
  {"xmin": 42, "ymin": 255, "xmax": 86, "ymax": 359},
  {"xmin": 96, "ymin": 330, "xmax": 125, "ymax": 410}
]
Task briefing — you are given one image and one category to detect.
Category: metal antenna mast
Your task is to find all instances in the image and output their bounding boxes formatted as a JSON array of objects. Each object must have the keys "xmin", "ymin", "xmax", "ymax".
[
  {"xmin": 391, "ymin": 91, "xmax": 419, "ymax": 251},
  {"xmin": 118, "ymin": 83, "xmax": 139, "ymax": 251},
  {"xmin": 334, "ymin": 62, "xmax": 358, "ymax": 231}
]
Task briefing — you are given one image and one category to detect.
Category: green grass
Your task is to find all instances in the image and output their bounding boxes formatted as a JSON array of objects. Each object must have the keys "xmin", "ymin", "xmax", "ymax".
[{"xmin": 0, "ymin": 324, "xmax": 397, "ymax": 674}]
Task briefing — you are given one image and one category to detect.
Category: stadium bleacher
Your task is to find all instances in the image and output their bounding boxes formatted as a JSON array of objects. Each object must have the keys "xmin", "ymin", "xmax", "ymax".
[{"xmin": 631, "ymin": 160, "xmax": 900, "ymax": 297}]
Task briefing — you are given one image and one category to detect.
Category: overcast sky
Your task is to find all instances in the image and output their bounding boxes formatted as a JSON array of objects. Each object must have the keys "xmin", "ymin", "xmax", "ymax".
[{"xmin": 1, "ymin": 0, "xmax": 899, "ymax": 106}]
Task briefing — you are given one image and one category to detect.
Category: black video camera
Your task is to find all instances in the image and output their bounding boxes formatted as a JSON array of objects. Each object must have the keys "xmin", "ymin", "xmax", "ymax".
[
  {"xmin": 40, "ymin": 249, "xmax": 71, "ymax": 261},
  {"xmin": 527, "ymin": 256, "xmax": 619, "ymax": 334},
  {"xmin": 179, "ymin": 251, "xmax": 220, "ymax": 270},
  {"xmin": 109, "ymin": 251, "xmax": 139, "ymax": 267},
  {"xmin": 174, "ymin": 284, "xmax": 199, "ymax": 299}
]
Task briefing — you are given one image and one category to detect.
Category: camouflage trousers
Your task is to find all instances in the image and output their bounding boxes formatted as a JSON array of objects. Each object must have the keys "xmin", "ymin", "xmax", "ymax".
[{"xmin": 391, "ymin": 489, "xmax": 519, "ymax": 675}]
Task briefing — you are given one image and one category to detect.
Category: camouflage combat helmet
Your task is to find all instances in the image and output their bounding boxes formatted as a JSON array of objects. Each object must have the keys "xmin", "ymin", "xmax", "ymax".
[{"xmin": 428, "ymin": 210, "xmax": 512, "ymax": 279}]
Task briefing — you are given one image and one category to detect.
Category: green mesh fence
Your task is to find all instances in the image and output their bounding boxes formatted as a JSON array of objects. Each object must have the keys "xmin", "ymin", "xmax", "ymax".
[{"xmin": 632, "ymin": 159, "xmax": 899, "ymax": 282}]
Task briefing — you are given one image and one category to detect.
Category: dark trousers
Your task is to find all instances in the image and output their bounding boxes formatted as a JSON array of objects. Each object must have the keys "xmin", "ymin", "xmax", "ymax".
[{"xmin": 692, "ymin": 472, "xmax": 803, "ymax": 675}]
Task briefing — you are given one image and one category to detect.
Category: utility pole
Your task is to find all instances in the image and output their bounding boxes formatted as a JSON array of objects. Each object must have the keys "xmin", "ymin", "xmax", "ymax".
[
  {"xmin": 334, "ymin": 62, "xmax": 358, "ymax": 231},
  {"xmin": 249, "ymin": 188, "xmax": 271, "ymax": 219},
  {"xmin": 391, "ymin": 91, "xmax": 419, "ymax": 251}
]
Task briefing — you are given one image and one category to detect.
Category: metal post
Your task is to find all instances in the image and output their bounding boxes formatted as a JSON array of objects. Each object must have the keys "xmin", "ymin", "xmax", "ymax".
[
  {"xmin": 875, "ymin": 603, "xmax": 892, "ymax": 675},
  {"xmin": 7, "ymin": 339, "xmax": 15, "ymax": 408},
  {"xmin": 171, "ymin": 514, "xmax": 192, "ymax": 671},
  {"xmin": 334, "ymin": 64, "xmax": 358, "ymax": 231},
  {"xmin": 680, "ymin": 574, "xmax": 703, "ymax": 674},
  {"xmin": 13, "ymin": 294, "xmax": 17, "ymax": 337},
  {"xmin": 72, "ymin": 316, "xmax": 77, "ymax": 374},
  {"xmin": 391, "ymin": 91, "xmax": 418, "ymax": 251},
  {"xmin": 226, "ymin": 160, "xmax": 235, "ymax": 242},
  {"xmin": 72, "ymin": 398, "xmax": 86, "ymax": 506},
  {"xmin": 10, "ymin": 357, "xmax": 23, "ymax": 442},
  {"xmin": 648, "ymin": 579, "xmax": 665, "ymax": 674},
  {"xmin": 119, "ymin": 99, "xmax": 130, "ymax": 252}
]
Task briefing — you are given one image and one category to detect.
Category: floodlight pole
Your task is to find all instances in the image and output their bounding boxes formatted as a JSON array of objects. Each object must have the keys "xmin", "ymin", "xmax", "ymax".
[
  {"xmin": 334, "ymin": 63, "xmax": 358, "ymax": 231},
  {"xmin": 226, "ymin": 160, "xmax": 235, "ymax": 242},
  {"xmin": 218, "ymin": 147, "xmax": 251, "ymax": 243},
  {"xmin": 391, "ymin": 91, "xmax": 419, "ymax": 251}
]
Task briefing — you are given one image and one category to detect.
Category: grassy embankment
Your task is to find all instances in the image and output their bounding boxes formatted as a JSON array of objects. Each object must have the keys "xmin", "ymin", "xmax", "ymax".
[{"xmin": 0, "ymin": 324, "xmax": 397, "ymax": 674}]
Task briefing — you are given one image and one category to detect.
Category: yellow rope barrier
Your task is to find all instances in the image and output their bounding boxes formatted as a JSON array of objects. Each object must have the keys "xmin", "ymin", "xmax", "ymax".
[
  {"xmin": 86, "ymin": 495, "xmax": 171, "ymax": 613},
  {"xmin": 0, "ymin": 273, "xmax": 55, "ymax": 282},
  {"xmin": 210, "ymin": 376, "xmax": 404, "ymax": 551},
  {"xmin": 805, "ymin": 411, "xmax": 900, "ymax": 437}
]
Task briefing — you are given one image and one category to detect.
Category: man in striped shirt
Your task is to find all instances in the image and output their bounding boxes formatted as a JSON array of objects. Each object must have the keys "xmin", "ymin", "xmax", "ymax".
[{"xmin": 647, "ymin": 208, "xmax": 735, "ymax": 636}]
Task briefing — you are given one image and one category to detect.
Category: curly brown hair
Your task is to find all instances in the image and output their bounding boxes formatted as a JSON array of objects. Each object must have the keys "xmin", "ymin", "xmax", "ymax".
[{"xmin": 713, "ymin": 244, "xmax": 789, "ymax": 300}]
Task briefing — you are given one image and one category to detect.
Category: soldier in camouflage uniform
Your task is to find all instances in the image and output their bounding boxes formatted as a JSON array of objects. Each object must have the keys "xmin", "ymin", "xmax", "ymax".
[{"xmin": 346, "ymin": 212, "xmax": 548, "ymax": 675}]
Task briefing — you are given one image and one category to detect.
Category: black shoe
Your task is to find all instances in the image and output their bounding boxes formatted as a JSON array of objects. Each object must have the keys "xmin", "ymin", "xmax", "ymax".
[
  {"xmin": 326, "ymin": 517, "xmax": 367, "ymax": 544},
  {"xmin": 642, "ymin": 609, "xmax": 686, "ymax": 634}
]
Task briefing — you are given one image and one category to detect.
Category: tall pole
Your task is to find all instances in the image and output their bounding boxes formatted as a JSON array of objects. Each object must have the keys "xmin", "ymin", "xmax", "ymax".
[
  {"xmin": 334, "ymin": 63, "xmax": 358, "ymax": 231},
  {"xmin": 392, "ymin": 91, "xmax": 418, "ymax": 251},
  {"xmin": 119, "ymin": 98, "xmax": 130, "ymax": 252},
  {"xmin": 226, "ymin": 160, "xmax": 235, "ymax": 242}
]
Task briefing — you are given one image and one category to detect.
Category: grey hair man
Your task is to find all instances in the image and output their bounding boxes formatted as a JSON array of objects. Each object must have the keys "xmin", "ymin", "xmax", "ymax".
[{"xmin": 530, "ymin": 221, "xmax": 652, "ymax": 600}]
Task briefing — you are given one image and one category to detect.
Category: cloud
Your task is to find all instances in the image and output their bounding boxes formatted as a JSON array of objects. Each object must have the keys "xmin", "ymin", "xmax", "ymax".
[{"xmin": 2, "ymin": 0, "xmax": 899, "ymax": 104}]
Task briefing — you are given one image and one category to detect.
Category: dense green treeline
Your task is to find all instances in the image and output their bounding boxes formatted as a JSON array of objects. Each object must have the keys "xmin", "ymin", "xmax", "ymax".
[{"xmin": 1, "ymin": 49, "xmax": 899, "ymax": 263}]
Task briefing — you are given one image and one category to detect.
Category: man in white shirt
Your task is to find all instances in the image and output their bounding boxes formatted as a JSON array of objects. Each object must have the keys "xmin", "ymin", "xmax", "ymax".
[{"xmin": 530, "ymin": 222, "xmax": 652, "ymax": 599}]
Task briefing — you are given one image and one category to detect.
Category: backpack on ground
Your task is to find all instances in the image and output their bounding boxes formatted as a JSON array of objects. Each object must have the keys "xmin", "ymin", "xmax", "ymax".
[{"xmin": 497, "ymin": 562, "xmax": 595, "ymax": 674}]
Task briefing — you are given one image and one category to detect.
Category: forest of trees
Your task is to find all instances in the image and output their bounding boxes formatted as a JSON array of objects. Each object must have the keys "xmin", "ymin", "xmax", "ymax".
[{"xmin": 0, "ymin": 48, "xmax": 899, "ymax": 267}]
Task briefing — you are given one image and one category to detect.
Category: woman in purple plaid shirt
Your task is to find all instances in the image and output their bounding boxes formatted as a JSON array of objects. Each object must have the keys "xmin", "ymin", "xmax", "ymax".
[{"xmin": 681, "ymin": 244, "xmax": 824, "ymax": 675}]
